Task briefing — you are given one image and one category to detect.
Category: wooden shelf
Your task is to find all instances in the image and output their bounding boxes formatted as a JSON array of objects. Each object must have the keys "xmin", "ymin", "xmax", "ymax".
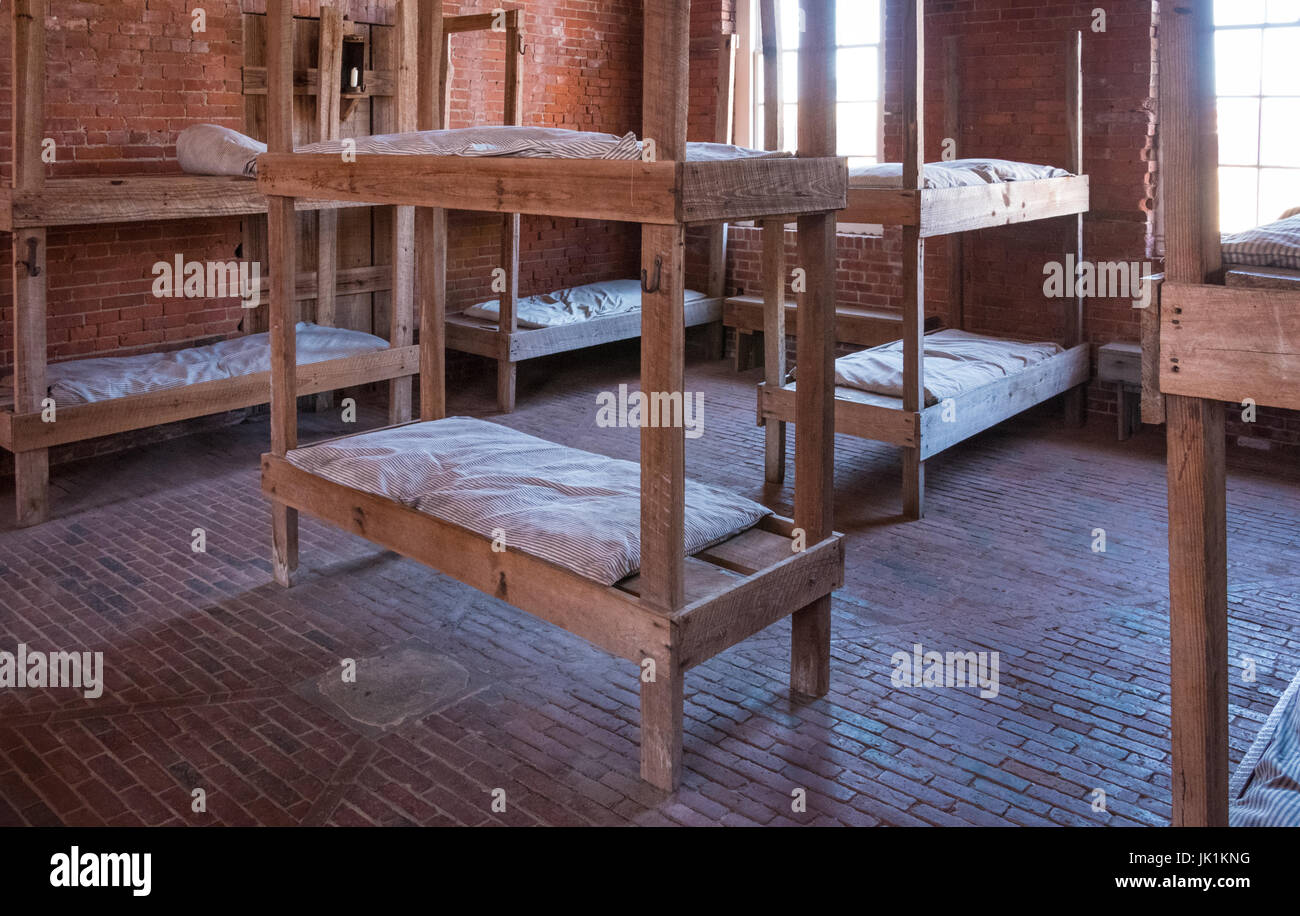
[{"xmin": 724, "ymin": 294, "xmax": 943, "ymax": 349}]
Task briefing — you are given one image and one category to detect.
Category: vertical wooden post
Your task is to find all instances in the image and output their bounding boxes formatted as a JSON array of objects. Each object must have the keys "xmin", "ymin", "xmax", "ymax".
[
  {"xmin": 11, "ymin": 0, "xmax": 48, "ymax": 526},
  {"xmin": 790, "ymin": 0, "xmax": 836, "ymax": 698},
  {"xmin": 389, "ymin": 0, "xmax": 418, "ymax": 425},
  {"xmin": 638, "ymin": 0, "xmax": 689, "ymax": 791},
  {"xmin": 758, "ymin": 0, "xmax": 788, "ymax": 483},
  {"xmin": 267, "ymin": 0, "xmax": 298, "ymax": 585},
  {"xmin": 702, "ymin": 33, "xmax": 736, "ymax": 361},
  {"xmin": 1162, "ymin": 0, "xmax": 1228, "ymax": 827},
  {"xmin": 314, "ymin": 4, "xmax": 344, "ymax": 412},
  {"xmin": 943, "ymin": 34, "xmax": 964, "ymax": 331},
  {"xmin": 1062, "ymin": 29, "xmax": 1087, "ymax": 426},
  {"xmin": 418, "ymin": 0, "xmax": 447, "ymax": 422},
  {"xmin": 900, "ymin": 0, "xmax": 926, "ymax": 520},
  {"xmin": 497, "ymin": 11, "xmax": 523, "ymax": 412}
]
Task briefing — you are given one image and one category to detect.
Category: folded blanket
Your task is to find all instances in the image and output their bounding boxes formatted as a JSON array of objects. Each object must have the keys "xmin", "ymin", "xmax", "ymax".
[{"xmin": 176, "ymin": 124, "xmax": 265, "ymax": 178}]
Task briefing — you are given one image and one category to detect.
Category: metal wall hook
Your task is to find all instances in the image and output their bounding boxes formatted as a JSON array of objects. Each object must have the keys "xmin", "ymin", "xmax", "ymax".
[
  {"xmin": 641, "ymin": 257, "xmax": 662, "ymax": 294},
  {"xmin": 17, "ymin": 237, "xmax": 40, "ymax": 277}
]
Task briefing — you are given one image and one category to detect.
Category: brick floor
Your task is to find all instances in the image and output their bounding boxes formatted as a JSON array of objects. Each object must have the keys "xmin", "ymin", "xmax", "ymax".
[{"xmin": 2, "ymin": 341, "xmax": 1298, "ymax": 826}]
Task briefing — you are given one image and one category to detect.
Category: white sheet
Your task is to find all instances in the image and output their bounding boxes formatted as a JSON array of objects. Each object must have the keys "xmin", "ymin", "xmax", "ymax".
[
  {"xmin": 46, "ymin": 323, "xmax": 388, "ymax": 406},
  {"xmin": 285, "ymin": 417, "xmax": 772, "ymax": 586},
  {"xmin": 829, "ymin": 329, "xmax": 1064, "ymax": 405},
  {"xmin": 176, "ymin": 124, "xmax": 265, "ymax": 178},
  {"xmin": 462, "ymin": 279, "xmax": 710, "ymax": 329},
  {"xmin": 294, "ymin": 126, "xmax": 789, "ymax": 163},
  {"xmin": 849, "ymin": 157, "xmax": 1071, "ymax": 189}
]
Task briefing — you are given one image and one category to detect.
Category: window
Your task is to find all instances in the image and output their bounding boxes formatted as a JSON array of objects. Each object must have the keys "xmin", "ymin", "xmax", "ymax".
[
  {"xmin": 1214, "ymin": 0, "xmax": 1300, "ymax": 231},
  {"xmin": 736, "ymin": 0, "xmax": 884, "ymax": 161}
]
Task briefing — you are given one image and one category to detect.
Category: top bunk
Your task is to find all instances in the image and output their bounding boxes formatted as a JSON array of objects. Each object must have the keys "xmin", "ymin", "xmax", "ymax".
[
  {"xmin": 256, "ymin": 128, "xmax": 847, "ymax": 225},
  {"xmin": 255, "ymin": 1, "xmax": 847, "ymax": 225},
  {"xmin": 829, "ymin": 1, "xmax": 1088, "ymax": 235}
]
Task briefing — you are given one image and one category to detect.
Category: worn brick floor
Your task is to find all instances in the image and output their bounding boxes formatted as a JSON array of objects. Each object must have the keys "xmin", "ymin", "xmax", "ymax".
[{"xmin": 1, "ymin": 342, "xmax": 1298, "ymax": 826}]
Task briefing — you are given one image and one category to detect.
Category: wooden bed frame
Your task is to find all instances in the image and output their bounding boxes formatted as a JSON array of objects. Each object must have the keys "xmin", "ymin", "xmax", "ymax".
[
  {"xmin": 1157, "ymin": 0, "xmax": 1300, "ymax": 827},
  {"xmin": 443, "ymin": 28, "xmax": 735, "ymax": 414},
  {"xmin": 259, "ymin": 0, "xmax": 846, "ymax": 790},
  {"xmin": 756, "ymin": 0, "xmax": 1091, "ymax": 517},
  {"xmin": 0, "ymin": 0, "xmax": 422, "ymax": 527}
]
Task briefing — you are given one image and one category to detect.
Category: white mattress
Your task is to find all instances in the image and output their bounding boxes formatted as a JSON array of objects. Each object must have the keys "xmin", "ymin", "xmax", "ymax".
[
  {"xmin": 284, "ymin": 416, "xmax": 772, "ymax": 586},
  {"xmin": 849, "ymin": 157, "xmax": 1071, "ymax": 190},
  {"xmin": 1221, "ymin": 213, "xmax": 1300, "ymax": 272},
  {"xmin": 46, "ymin": 323, "xmax": 388, "ymax": 406},
  {"xmin": 829, "ymin": 329, "xmax": 1064, "ymax": 406},
  {"xmin": 294, "ymin": 126, "xmax": 789, "ymax": 164},
  {"xmin": 177, "ymin": 124, "xmax": 264, "ymax": 178},
  {"xmin": 462, "ymin": 279, "xmax": 710, "ymax": 329}
]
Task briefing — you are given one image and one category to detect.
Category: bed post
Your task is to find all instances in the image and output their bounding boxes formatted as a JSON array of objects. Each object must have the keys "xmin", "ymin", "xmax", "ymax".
[
  {"xmin": 1162, "ymin": 0, "xmax": 1228, "ymax": 828},
  {"xmin": 944, "ymin": 34, "xmax": 964, "ymax": 332},
  {"xmin": 759, "ymin": 0, "xmax": 788, "ymax": 485},
  {"xmin": 267, "ymin": 0, "xmax": 299, "ymax": 586},
  {"xmin": 1062, "ymin": 29, "xmax": 1087, "ymax": 427},
  {"xmin": 417, "ymin": 1, "xmax": 448, "ymax": 422},
  {"xmin": 313, "ymin": 5, "xmax": 344, "ymax": 413},
  {"xmin": 703, "ymin": 34, "xmax": 736, "ymax": 361},
  {"xmin": 638, "ymin": 0, "xmax": 690, "ymax": 791},
  {"xmin": 11, "ymin": 0, "xmax": 49, "ymax": 527},
  {"xmin": 790, "ymin": 0, "xmax": 836, "ymax": 698},
  {"xmin": 496, "ymin": 10, "xmax": 523, "ymax": 413},
  {"xmin": 900, "ymin": 0, "xmax": 926, "ymax": 520},
  {"xmin": 389, "ymin": 0, "xmax": 418, "ymax": 425}
]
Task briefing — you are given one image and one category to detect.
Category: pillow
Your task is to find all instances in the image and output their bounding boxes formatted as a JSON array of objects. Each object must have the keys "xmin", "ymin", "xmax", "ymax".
[{"xmin": 176, "ymin": 124, "xmax": 265, "ymax": 178}]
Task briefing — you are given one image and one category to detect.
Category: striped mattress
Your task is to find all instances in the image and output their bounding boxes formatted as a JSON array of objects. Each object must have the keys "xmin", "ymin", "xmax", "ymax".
[
  {"xmin": 1230, "ymin": 663, "xmax": 1300, "ymax": 826},
  {"xmin": 849, "ymin": 157, "xmax": 1071, "ymax": 190},
  {"xmin": 40, "ymin": 323, "xmax": 388, "ymax": 406},
  {"xmin": 294, "ymin": 126, "xmax": 789, "ymax": 164},
  {"xmin": 1222, "ymin": 214, "xmax": 1300, "ymax": 272},
  {"xmin": 284, "ymin": 417, "xmax": 772, "ymax": 586},
  {"xmin": 463, "ymin": 278, "xmax": 710, "ymax": 329}
]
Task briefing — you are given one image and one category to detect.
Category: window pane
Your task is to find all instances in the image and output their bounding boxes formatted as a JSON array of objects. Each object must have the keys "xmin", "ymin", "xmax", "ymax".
[
  {"xmin": 838, "ymin": 0, "xmax": 881, "ymax": 44},
  {"xmin": 1261, "ymin": 98, "xmax": 1300, "ymax": 166},
  {"xmin": 1219, "ymin": 167, "xmax": 1261, "ymax": 230},
  {"xmin": 1259, "ymin": 168, "xmax": 1300, "ymax": 218},
  {"xmin": 780, "ymin": 0, "xmax": 801, "ymax": 50},
  {"xmin": 1262, "ymin": 27, "xmax": 1300, "ymax": 93},
  {"xmin": 1268, "ymin": 0, "xmax": 1300, "ymax": 24},
  {"xmin": 1216, "ymin": 29, "xmax": 1263, "ymax": 95},
  {"xmin": 838, "ymin": 102, "xmax": 877, "ymax": 157},
  {"xmin": 837, "ymin": 47, "xmax": 879, "ymax": 102},
  {"xmin": 1218, "ymin": 98, "xmax": 1260, "ymax": 165},
  {"xmin": 1216, "ymin": 0, "xmax": 1268, "ymax": 25},
  {"xmin": 783, "ymin": 49, "xmax": 798, "ymax": 102}
]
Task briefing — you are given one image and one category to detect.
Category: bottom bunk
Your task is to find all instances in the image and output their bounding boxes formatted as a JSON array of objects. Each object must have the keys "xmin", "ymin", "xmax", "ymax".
[
  {"xmin": 445, "ymin": 279, "xmax": 724, "ymax": 412},
  {"xmin": 759, "ymin": 330, "xmax": 1090, "ymax": 514},
  {"xmin": 1230, "ymin": 663, "xmax": 1300, "ymax": 826},
  {"xmin": 0, "ymin": 324, "xmax": 418, "ymax": 454},
  {"xmin": 261, "ymin": 416, "xmax": 844, "ymax": 788}
]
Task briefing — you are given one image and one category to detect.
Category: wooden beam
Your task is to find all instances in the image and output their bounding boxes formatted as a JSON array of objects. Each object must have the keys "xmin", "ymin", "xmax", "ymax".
[
  {"xmin": 1063, "ymin": 30, "xmax": 1087, "ymax": 425},
  {"xmin": 900, "ymin": 0, "xmax": 926, "ymax": 518},
  {"xmin": 1160, "ymin": 0, "xmax": 1228, "ymax": 828},
  {"xmin": 389, "ymin": 0, "xmax": 419, "ymax": 425},
  {"xmin": 759, "ymin": 0, "xmax": 782, "ymax": 151},
  {"xmin": 314, "ymin": 4, "xmax": 344, "ymax": 412},
  {"xmin": 417, "ymin": 1, "xmax": 447, "ymax": 423},
  {"xmin": 761, "ymin": 222, "xmax": 787, "ymax": 483},
  {"xmin": 791, "ymin": 0, "xmax": 837, "ymax": 698},
  {"xmin": 943, "ymin": 35, "xmax": 964, "ymax": 329},
  {"xmin": 497, "ymin": 8, "xmax": 523, "ymax": 412}
]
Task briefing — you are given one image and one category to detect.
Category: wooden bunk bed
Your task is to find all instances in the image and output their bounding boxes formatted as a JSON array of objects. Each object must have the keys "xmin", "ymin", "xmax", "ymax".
[
  {"xmin": 257, "ymin": 0, "xmax": 847, "ymax": 790},
  {"xmin": 441, "ymin": 27, "xmax": 733, "ymax": 414},
  {"xmin": 0, "ymin": 0, "xmax": 424, "ymax": 527},
  {"xmin": 755, "ymin": 0, "xmax": 1092, "ymax": 518},
  {"xmin": 1158, "ymin": 0, "xmax": 1300, "ymax": 827}
]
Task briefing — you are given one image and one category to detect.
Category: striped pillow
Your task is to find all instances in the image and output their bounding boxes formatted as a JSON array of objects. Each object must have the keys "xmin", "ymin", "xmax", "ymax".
[
  {"xmin": 285, "ymin": 417, "xmax": 772, "ymax": 586},
  {"xmin": 1230, "ymin": 664, "xmax": 1300, "ymax": 826},
  {"xmin": 1221, "ymin": 214, "xmax": 1300, "ymax": 271}
]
